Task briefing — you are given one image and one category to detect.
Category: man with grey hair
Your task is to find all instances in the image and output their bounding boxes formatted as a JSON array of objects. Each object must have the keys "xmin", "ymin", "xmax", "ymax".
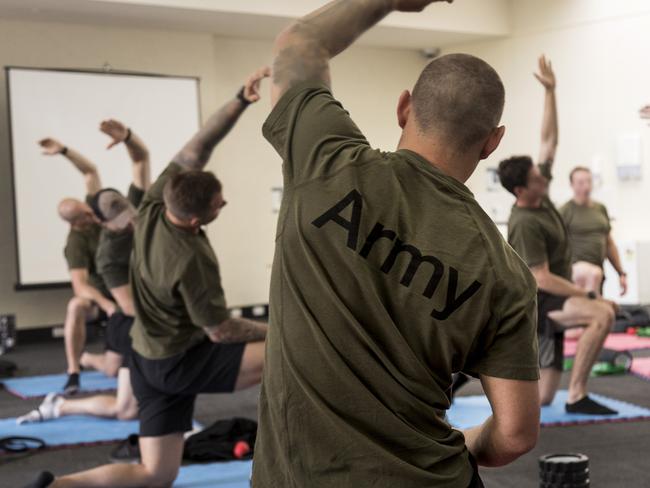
[
  {"xmin": 39, "ymin": 137, "xmax": 116, "ymax": 395},
  {"xmin": 253, "ymin": 1, "xmax": 540, "ymax": 487}
]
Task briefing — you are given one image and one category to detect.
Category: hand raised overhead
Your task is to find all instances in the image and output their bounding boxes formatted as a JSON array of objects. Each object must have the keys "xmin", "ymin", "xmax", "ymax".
[
  {"xmin": 640, "ymin": 105, "xmax": 650, "ymax": 125},
  {"xmin": 242, "ymin": 66, "xmax": 272, "ymax": 104},
  {"xmin": 534, "ymin": 55, "xmax": 556, "ymax": 90},
  {"xmin": 39, "ymin": 138, "xmax": 65, "ymax": 155},
  {"xmin": 100, "ymin": 119, "xmax": 129, "ymax": 150}
]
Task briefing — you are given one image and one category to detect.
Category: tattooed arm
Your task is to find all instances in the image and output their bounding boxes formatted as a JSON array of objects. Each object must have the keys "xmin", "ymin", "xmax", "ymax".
[
  {"xmin": 270, "ymin": 0, "xmax": 453, "ymax": 107},
  {"xmin": 174, "ymin": 66, "xmax": 270, "ymax": 171},
  {"xmin": 204, "ymin": 318, "xmax": 268, "ymax": 344}
]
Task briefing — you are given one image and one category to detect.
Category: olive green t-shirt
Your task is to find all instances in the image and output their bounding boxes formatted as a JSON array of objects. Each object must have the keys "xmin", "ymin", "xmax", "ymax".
[
  {"xmin": 64, "ymin": 200, "xmax": 110, "ymax": 298},
  {"xmin": 253, "ymin": 82, "xmax": 539, "ymax": 488},
  {"xmin": 559, "ymin": 200, "xmax": 610, "ymax": 267},
  {"xmin": 508, "ymin": 164, "xmax": 573, "ymax": 281},
  {"xmin": 95, "ymin": 184, "xmax": 146, "ymax": 291},
  {"xmin": 129, "ymin": 163, "xmax": 230, "ymax": 359}
]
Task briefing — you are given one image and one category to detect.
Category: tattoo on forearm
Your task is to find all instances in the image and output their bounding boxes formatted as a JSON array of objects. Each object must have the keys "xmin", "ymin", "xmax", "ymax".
[
  {"xmin": 175, "ymin": 99, "xmax": 246, "ymax": 171},
  {"xmin": 208, "ymin": 318, "xmax": 267, "ymax": 344},
  {"xmin": 273, "ymin": 0, "xmax": 393, "ymax": 93}
]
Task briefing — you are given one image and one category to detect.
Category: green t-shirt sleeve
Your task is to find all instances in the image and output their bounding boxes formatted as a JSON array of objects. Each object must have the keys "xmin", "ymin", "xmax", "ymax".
[
  {"xmin": 600, "ymin": 204, "xmax": 612, "ymax": 233},
  {"xmin": 141, "ymin": 162, "xmax": 184, "ymax": 207},
  {"xmin": 97, "ymin": 249, "xmax": 128, "ymax": 289},
  {"xmin": 64, "ymin": 232, "xmax": 91, "ymax": 270},
  {"xmin": 127, "ymin": 184, "xmax": 146, "ymax": 209},
  {"xmin": 509, "ymin": 220, "xmax": 548, "ymax": 268},
  {"xmin": 178, "ymin": 254, "xmax": 230, "ymax": 328},
  {"xmin": 466, "ymin": 286, "xmax": 539, "ymax": 381},
  {"xmin": 262, "ymin": 81, "xmax": 373, "ymax": 186}
]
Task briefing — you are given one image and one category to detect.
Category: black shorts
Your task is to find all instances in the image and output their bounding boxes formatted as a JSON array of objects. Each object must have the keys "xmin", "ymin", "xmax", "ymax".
[
  {"xmin": 537, "ymin": 291, "xmax": 568, "ymax": 371},
  {"xmin": 130, "ymin": 339, "xmax": 246, "ymax": 437},
  {"xmin": 104, "ymin": 312, "xmax": 134, "ymax": 367},
  {"xmin": 468, "ymin": 453, "xmax": 484, "ymax": 488}
]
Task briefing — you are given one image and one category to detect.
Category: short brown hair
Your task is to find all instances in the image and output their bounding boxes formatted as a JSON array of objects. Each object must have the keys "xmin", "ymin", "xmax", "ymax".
[
  {"xmin": 498, "ymin": 156, "xmax": 533, "ymax": 195},
  {"xmin": 569, "ymin": 166, "xmax": 591, "ymax": 183},
  {"xmin": 411, "ymin": 53, "xmax": 505, "ymax": 149},
  {"xmin": 163, "ymin": 170, "xmax": 222, "ymax": 222}
]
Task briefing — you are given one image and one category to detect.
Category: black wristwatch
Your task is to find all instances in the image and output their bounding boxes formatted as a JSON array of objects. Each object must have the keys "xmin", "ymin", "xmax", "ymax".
[
  {"xmin": 587, "ymin": 291, "xmax": 598, "ymax": 300},
  {"xmin": 236, "ymin": 86, "xmax": 251, "ymax": 106}
]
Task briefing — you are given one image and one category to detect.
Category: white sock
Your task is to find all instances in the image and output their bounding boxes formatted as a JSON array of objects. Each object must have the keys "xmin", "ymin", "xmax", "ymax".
[{"xmin": 16, "ymin": 393, "xmax": 63, "ymax": 425}]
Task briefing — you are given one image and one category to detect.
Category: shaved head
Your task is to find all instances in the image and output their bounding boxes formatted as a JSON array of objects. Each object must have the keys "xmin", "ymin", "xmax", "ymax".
[
  {"xmin": 411, "ymin": 53, "xmax": 505, "ymax": 150},
  {"xmin": 58, "ymin": 198, "xmax": 95, "ymax": 227}
]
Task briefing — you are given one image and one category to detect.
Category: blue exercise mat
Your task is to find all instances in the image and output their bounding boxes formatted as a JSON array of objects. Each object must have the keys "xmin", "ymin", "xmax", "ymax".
[
  {"xmin": 2, "ymin": 371, "xmax": 117, "ymax": 399},
  {"xmin": 175, "ymin": 461, "xmax": 252, "ymax": 487},
  {"xmin": 448, "ymin": 390, "xmax": 650, "ymax": 429},
  {"xmin": 0, "ymin": 415, "xmax": 138, "ymax": 448}
]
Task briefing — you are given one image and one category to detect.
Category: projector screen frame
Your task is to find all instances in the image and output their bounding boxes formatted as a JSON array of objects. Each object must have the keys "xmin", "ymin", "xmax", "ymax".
[{"xmin": 5, "ymin": 65, "xmax": 202, "ymax": 291}]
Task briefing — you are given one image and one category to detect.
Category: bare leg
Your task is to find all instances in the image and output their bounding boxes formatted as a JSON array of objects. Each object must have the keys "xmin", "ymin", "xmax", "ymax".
[
  {"xmin": 548, "ymin": 297, "xmax": 614, "ymax": 403},
  {"xmin": 539, "ymin": 368, "xmax": 562, "ymax": 406},
  {"xmin": 81, "ymin": 351, "xmax": 123, "ymax": 377},
  {"xmin": 64, "ymin": 298, "xmax": 98, "ymax": 375},
  {"xmin": 234, "ymin": 341, "xmax": 265, "ymax": 390},
  {"xmin": 52, "ymin": 433, "xmax": 184, "ymax": 488},
  {"xmin": 59, "ymin": 369, "xmax": 137, "ymax": 420}
]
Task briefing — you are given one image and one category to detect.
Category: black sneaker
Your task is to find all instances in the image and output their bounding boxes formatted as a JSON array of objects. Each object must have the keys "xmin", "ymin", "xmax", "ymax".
[
  {"xmin": 23, "ymin": 470, "xmax": 54, "ymax": 488},
  {"xmin": 566, "ymin": 395, "xmax": 618, "ymax": 415},
  {"xmin": 63, "ymin": 373, "xmax": 80, "ymax": 395},
  {"xmin": 110, "ymin": 434, "xmax": 140, "ymax": 463}
]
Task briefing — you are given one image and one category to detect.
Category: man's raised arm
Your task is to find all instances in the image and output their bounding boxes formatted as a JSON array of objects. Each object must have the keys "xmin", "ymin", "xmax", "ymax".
[
  {"xmin": 39, "ymin": 138, "xmax": 101, "ymax": 196},
  {"xmin": 100, "ymin": 119, "xmax": 151, "ymax": 190},
  {"xmin": 535, "ymin": 55, "xmax": 558, "ymax": 166},
  {"xmin": 640, "ymin": 105, "xmax": 650, "ymax": 125},
  {"xmin": 271, "ymin": 0, "xmax": 453, "ymax": 107},
  {"xmin": 173, "ymin": 66, "xmax": 270, "ymax": 171}
]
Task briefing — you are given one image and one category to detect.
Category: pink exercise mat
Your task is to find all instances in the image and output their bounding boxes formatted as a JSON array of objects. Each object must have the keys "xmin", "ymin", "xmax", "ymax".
[
  {"xmin": 631, "ymin": 357, "xmax": 650, "ymax": 380},
  {"xmin": 564, "ymin": 333, "xmax": 650, "ymax": 357}
]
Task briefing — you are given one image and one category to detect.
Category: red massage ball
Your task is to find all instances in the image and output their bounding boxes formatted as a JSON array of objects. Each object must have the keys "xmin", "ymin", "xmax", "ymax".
[{"xmin": 233, "ymin": 440, "xmax": 251, "ymax": 459}]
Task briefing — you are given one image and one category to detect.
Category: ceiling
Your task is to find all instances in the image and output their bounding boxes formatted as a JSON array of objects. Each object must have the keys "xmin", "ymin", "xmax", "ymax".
[{"xmin": 0, "ymin": 0, "xmax": 512, "ymax": 49}]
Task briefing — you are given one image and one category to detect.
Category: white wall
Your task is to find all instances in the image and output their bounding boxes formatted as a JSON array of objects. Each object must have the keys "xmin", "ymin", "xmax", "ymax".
[{"xmin": 443, "ymin": 1, "xmax": 650, "ymax": 242}]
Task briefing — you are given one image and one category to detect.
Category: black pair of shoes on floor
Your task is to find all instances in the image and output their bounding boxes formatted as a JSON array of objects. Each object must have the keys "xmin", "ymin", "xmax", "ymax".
[
  {"xmin": 110, "ymin": 434, "xmax": 141, "ymax": 463},
  {"xmin": 566, "ymin": 395, "xmax": 618, "ymax": 415},
  {"xmin": 23, "ymin": 471, "xmax": 54, "ymax": 488}
]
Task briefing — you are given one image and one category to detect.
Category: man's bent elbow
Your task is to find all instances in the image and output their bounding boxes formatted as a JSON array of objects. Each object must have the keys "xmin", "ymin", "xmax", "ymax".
[{"xmin": 491, "ymin": 433, "xmax": 539, "ymax": 467}]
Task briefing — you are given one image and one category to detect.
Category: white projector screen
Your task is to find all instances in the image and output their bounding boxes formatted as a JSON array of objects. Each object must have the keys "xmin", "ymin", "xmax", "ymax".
[{"xmin": 7, "ymin": 67, "xmax": 200, "ymax": 288}]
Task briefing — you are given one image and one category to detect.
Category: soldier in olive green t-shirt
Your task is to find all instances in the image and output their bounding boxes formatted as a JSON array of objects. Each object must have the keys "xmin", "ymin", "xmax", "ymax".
[
  {"xmin": 499, "ymin": 55, "xmax": 617, "ymax": 417},
  {"xmin": 559, "ymin": 166, "xmax": 627, "ymax": 296},
  {"xmin": 40, "ymin": 137, "xmax": 117, "ymax": 394},
  {"xmin": 254, "ymin": 3, "xmax": 541, "ymax": 487},
  {"xmin": 26, "ymin": 68, "xmax": 271, "ymax": 488},
  {"xmin": 17, "ymin": 121, "xmax": 149, "ymax": 427}
]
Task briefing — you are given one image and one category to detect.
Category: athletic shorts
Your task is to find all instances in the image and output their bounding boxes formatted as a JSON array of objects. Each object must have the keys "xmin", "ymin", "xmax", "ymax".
[
  {"xmin": 130, "ymin": 339, "xmax": 246, "ymax": 437},
  {"xmin": 104, "ymin": 312, "xmax": 134, "ymax": 367},
  {"xmin": 537, "ymin": 291, "xmax": 568, "ymax": 371}
]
